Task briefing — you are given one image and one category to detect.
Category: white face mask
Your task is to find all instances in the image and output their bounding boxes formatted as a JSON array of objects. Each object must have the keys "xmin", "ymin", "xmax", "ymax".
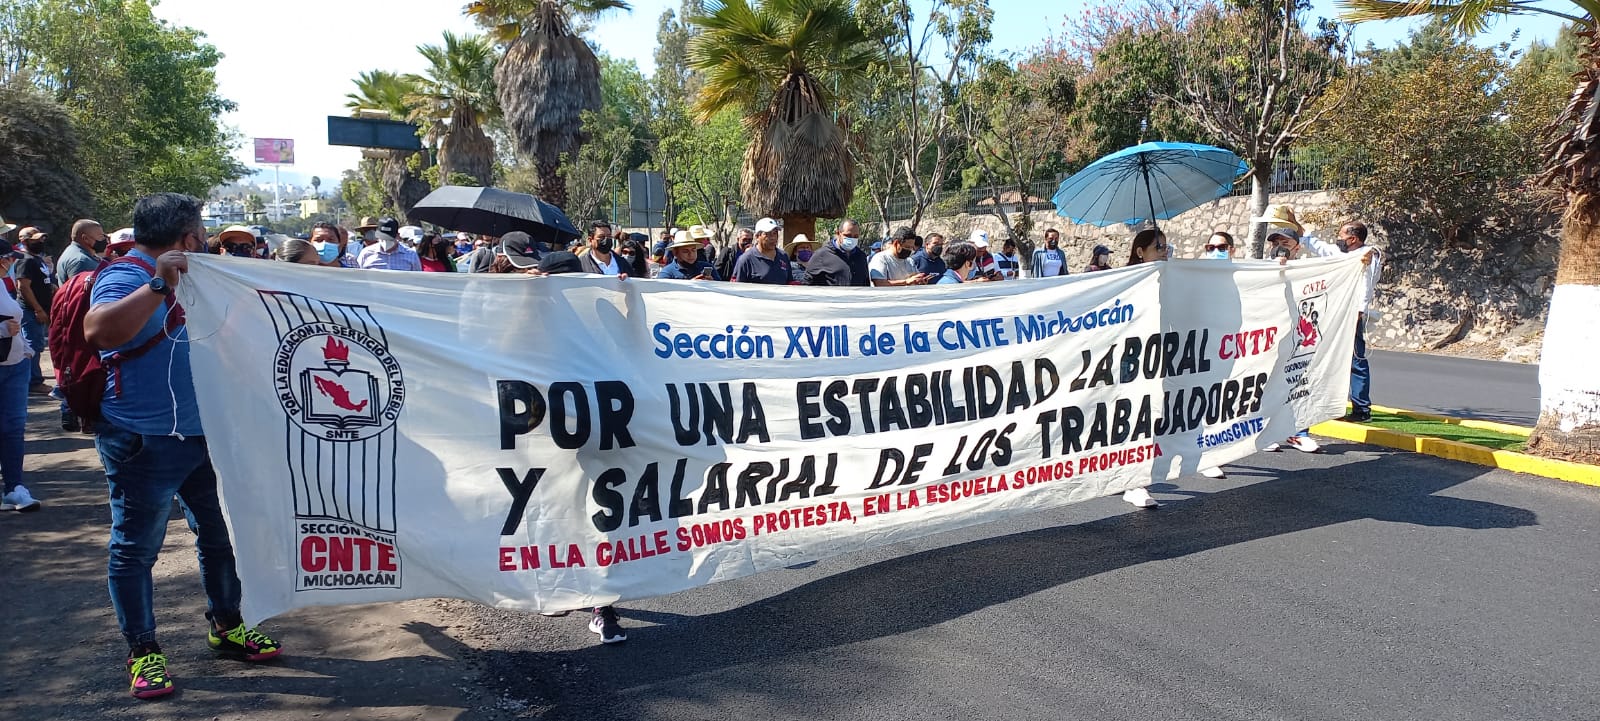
[
  {"xmin": 838, "ymin": 236, "xmax": 859, "ymax": 252},
  {"xmin": 1205, "ymin": 249, "xmax": 1230, "ymax": 260},
  {"xmin": 380, "ymin": 237, "xmax": 398, "ymax": 252}
]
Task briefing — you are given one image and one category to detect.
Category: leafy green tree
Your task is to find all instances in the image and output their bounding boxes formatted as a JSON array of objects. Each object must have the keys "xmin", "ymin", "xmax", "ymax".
[
  {"xmin": 1, "ymin": 0, "xmax": 246, "ymax": 226},
  {"xmin": 406, "ymin": 31, "xmax": 500, "ymax": 187},
  {"xmin": 960, "ymin": 51, "xmax": 1080, "ymax": 266},
  {"xmin": 1169, "ymin": 0, "xmax": 1347, "ymax": 258},
  {"xmin": 0, "ymin": 80, "xmax": 93, "ymax": 236},
  {"xmin": 660, "ymin": 108, "xmax": 748, "ymax": 241},
  {"xmin": 1069, "ymin": 13, "xmax": 1213, "ymax": 168},
  {"xmin": 848, "ymin": 0, "xmax": 992, "ymax": 233},
  {"xmin": 688, "ymin": 0, "xmax": 880, "ymax": 242},
  {"xmin": 1339, "ymin": 0, "xmax": 1600, "ymax": 460},
  {"xmin": 345, "ymin": 70, "xmax": 432, "ymax": 220},
  {"xmin": 1308, "ymin": 26, "xmax": 1534, "ymax": 247},
  {"xmin": 466, "ymin": 0, "xmax": 631, "ymax": 209},
  {"xmin": 552, "ymin": 55, "xmax": 650, "ymax": 224}
]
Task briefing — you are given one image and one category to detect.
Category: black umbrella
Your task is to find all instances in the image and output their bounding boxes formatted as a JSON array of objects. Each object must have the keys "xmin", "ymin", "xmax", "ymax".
[{"xmin": 408, "ymin": 185, "xmax": 581, "ymax": 245}]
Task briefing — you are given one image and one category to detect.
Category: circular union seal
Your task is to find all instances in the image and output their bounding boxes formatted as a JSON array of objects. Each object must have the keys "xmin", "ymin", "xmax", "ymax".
[{"xmin": 273, "ymin": 322, "xmax": 405, "ymax": 441}]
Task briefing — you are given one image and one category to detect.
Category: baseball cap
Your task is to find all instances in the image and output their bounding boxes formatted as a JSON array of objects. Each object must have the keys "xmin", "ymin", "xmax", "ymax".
[
  {"xmin": 969, "ymin": 229, "xmax": 989, "ymax": 246},
  {"xmin": 218, "ymin": 225, "xmax": 256, "ymax": 244},
  {"xmin": 538, "ymin": 250, "xmax": 584, "ymax": 275},
  {"xmin": 755, "ymin": 217, "xmax": 782, "ymax": 233},
  {"xmin": 18, "ymin": 227, "xmax": 46, "ymax": 243},
  {"xmin": 374, "ymin": 217, "xmax": 401, "ymax": 241},
  {"xmin": 500, "ymin": 231, "xmax": 544, "ymax": 269},
  {"xmin": 398, "ymin": 225, "xmax": 425, "ymax": 242}
]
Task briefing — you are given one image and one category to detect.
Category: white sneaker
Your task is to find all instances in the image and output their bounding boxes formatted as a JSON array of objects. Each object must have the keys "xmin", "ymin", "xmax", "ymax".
[
  {"xmin": 1263, "ymin": 442, "xmax": 1281, "ymax": 452},
  {"xmin": 1285, "ymin": 436, "xmax": 1321, "ymax": 453},
  {"xmin": 1199, "ymin": 467, "xmax": 1226, "ymax": 479},
  {"xmin": 2, "ymin": 485, "xmax": 40, "ymax": 512},
  {"xmin": 1122, "ymin": 487, "xmax": 1160, "ymax": 508}
]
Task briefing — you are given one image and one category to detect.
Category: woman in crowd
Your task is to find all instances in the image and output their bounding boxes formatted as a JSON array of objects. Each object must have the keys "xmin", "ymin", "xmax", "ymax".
[
  {"xmin": 618, "ymin": 235, "xmax": 650, "ymax": 278},
  {"xmin": 418, "ymin": 234, "xmax": 457, "ymax": 273},
  {"xmin": 1119, "ymin": 226, "xmax": 1169, "ymax": 509},
  {"xmin": 1085, "ymin": 244, "xmax": 1113, "ymax": 272},
  {"xmin": 0, "ymin": 240, "xmax": 41, "ymax": 511},
  {"xmin": 1125, "ymin": 228, "xmax": 1169, "ymax": 266},
  {"xmin": 1202, "ymin": 231, "xmax": 1235, "ymax": 260},
  {"xmin": 273, "ymin": 238, "xmax": 320, "ymax": 265},
  {"xmin": 994, "ymin": 239, "xmax": 1022, "ymax": 280},
  {"xmin": 785, "ymin": 234, "xmax": 819, "ymax": 284}
]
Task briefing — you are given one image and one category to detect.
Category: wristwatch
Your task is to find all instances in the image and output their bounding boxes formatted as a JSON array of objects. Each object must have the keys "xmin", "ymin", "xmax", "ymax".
[{"xmin": 147, "ymin": 276, "xmax": 173, "ymax": 296}]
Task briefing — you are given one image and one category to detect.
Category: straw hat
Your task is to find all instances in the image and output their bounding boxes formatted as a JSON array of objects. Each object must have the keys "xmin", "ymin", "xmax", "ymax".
[
  {"xmin": 1250, "ymin": 204, "xmax": 1303, "ymax": 235},
  {"xmin": 0, "ymin": 215, "xmax": 14, "ymax": 235},
  {"xmin": 355, "ymin": 216, "xmax": 380, "ymax": 232},
  {"xmin": 666, "ymin": 230, "xmax": 703, "ymax": 251},
  {"xmin": 784, "ymin": 234, "xmax": 818, "ymax": 256},
  {"xmin": 686, "ymin": 224, "xmax": 713, "ymax": 242}
]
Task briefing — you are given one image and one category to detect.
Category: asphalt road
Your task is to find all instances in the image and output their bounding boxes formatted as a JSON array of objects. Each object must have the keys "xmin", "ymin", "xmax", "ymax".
[
  {"xmin": 468, "ymin": 444, "xmax": 1600, "ymax": 721},
  {"xmin": 1370, "ymin": 349, "xmax": 1540, "ymax": 425}
]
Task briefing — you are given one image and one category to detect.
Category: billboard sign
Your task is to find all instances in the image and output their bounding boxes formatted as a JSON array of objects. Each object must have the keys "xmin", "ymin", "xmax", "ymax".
[{"xmin": 255, "ymin": 138, "xmax": 296, "ymax": 165}]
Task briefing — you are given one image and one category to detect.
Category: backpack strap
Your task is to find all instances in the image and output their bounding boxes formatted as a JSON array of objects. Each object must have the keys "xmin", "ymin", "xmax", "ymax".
[{"xmin": 98, "ymin": 256, "xmax": 186, "ymax": 397}]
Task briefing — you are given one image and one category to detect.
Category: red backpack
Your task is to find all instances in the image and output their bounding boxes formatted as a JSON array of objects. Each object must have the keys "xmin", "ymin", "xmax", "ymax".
[{"xmin": 48, "ymin": 257, "xmax": 183, "ymax": 430}]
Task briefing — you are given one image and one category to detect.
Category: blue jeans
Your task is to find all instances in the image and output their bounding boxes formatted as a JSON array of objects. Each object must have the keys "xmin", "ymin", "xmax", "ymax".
[
  {"xmin": 1350, "ymin": 316, "xmax": 1370, "ymax": 414},
  {"xmin": 96, "ymin": 425, "xmax": 241, "ymax": 647},
  {"xmin": 19, "ymin": 311, "xmax": 45, "ymax": 386},
  {"xmin": 0, "ymin": 361, "xmax": 27, "ymax": 493}
]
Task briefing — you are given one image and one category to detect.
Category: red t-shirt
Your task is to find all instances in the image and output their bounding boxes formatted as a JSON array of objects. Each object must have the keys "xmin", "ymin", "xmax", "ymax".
[{"xmin": 420, "ymin": 257, "xmax": 451, "ymax": 273}]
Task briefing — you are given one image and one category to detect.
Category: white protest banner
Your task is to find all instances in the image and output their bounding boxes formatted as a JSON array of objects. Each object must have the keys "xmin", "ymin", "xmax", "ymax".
[{"xmin": 181, "ymin": 253, "xmax": 1364, "ymax": 623}]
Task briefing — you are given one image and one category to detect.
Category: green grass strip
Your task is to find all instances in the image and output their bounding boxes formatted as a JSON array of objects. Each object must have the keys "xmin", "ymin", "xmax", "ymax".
[{"xmin": 1359, "ymin": 410, "xmax": 1528, "ymax": 452}]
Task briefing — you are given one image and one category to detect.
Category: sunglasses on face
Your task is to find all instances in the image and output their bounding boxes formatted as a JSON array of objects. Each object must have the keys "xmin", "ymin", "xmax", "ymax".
[
  {"xmin": 1205, "ymin": 243, "xmax": 1230, "ymax": 251},
  {"xmin": 1153, "ymin": 243, "xmax": 1169, "ymax": 252}
]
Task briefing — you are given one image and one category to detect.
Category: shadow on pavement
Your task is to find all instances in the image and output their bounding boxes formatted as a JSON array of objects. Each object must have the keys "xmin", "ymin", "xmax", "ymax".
[{"xmin": 473, "ymin": 451, "xmax": 1535, "ymax": 720}]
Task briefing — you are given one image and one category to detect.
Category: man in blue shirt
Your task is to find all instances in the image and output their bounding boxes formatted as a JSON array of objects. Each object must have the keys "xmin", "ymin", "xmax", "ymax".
[
  {"xmin": 656, "ymin": 228, "xmax": 719, "ymax": 280},
  {"xmin": 911, "ymin": 232, "xmax": 947, "ymax": 277},
  {"xmin": 731, "ymin": 217, "xmax": 792, "ymax": 284},
  {"xmin": 84, "ymin": 192, "xmax": 282, "ymax": 700},
  {"xmin": 356, "ymin": 217, "xmax": 422, "ymax": 271}
]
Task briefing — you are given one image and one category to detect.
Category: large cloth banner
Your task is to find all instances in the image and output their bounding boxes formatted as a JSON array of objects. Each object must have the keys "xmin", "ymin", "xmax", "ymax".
[{"xmin": 183, "ymin": 253, "xmax": 1364, "ymax": 623}]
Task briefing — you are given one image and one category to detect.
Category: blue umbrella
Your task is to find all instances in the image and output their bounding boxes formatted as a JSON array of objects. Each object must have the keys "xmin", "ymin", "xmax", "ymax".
[{"xmin": 1052, "ymin": 142, "xmax": 1247, "ymax": 228}]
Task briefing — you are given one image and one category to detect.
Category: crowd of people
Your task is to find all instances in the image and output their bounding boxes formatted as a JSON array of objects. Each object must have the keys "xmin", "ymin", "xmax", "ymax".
[{"xmin": 0, "ymin": 195, "xmax": 1381, "ymax": 701}]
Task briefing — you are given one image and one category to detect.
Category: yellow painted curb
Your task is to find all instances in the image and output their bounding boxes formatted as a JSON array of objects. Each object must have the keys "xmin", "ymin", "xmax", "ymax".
[
  {"xmin": 1366, "ymin": 404, "xmax": 1533, "ymax": 437},
  {"xmin": 1309, "ymin": 420, "xmax": 1600, "ymax": 487}
]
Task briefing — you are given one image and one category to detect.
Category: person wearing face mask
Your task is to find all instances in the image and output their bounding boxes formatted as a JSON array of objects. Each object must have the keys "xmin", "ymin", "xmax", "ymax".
[
  {"xmin": 732, "ymin": 217, "xmax": 793, "ymax": 285},
  {"xmin": 10, "ymin": 227, "xmax": 55, "ymax": 394},
  {"xmin": 1029, "ymin": 229, "xmax": 1068, "ymax": 278},
  {"xmin": 994, "ymin": 239, "xmax": 1023, "ymax": 280},
  {"xmin": 869, "ymin": 227, "xmax": 933, "ymax": 287},
  {"xmin": 656, "ymin": 228, "xmax": 721, "ymax": 281},
  {"xmin": 578, "ymin": 221, "xmax": 629, "ymax": 277},
  {"xmin": 1085, "ymin": 244, "xmax": 1113, "ymax": 272},
  {"xmin": 58, "ymin": 219, "xmax": 108, "ymax": 283},
  {"xmin": 911, "ymin": 232, "xmax": 947, "ymax": 277},
  {"xmin": 0, "ymin": 238, "xmax": 42, "ymax": 511},
  {"xmin": 968, "ymin": 230, "xmax": 1001, "ymax": 280},
  {"xmin": 307, "ymin": 222, "xmax": 348, "ymax": 268},
  {"xmin": 1201, "ymin": 231, "xmax": 1235, "ymax": 260},
  {"xmin": 804, "ymin": 219, "xmax": 868, "ymax": 287},
  {"xmin": 717, "ymin": 227, "xmax": 753, "ymax": 282},
  {"xmin": 784, "ymin": 233, "xmax": 819, "ymax": 284},
  {"xmin": 357, "ymin": 217, "xmax": 423, "ymax": 271},
  {"xmin": 216, "ymin": 226, "xmax": 259, "ymax": 259},
  {"xmin": 273, "ymin": 238, "xmax": 321, "ymax": 265}
]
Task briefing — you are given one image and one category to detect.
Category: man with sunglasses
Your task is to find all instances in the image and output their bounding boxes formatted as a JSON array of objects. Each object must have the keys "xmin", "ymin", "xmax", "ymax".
[{"xmin": 216, "ymin": 226, "xmax": 259, "ymax": 258}]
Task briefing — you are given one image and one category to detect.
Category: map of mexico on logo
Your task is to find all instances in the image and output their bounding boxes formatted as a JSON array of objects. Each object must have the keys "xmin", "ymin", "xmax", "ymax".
[
  {"xmin": 1282, "ymin": 282, "xmax": 1327, "ymax": 403},
  {"xmin": 262, "ymin": 291, "xmax": 407, "ymax": 592}
]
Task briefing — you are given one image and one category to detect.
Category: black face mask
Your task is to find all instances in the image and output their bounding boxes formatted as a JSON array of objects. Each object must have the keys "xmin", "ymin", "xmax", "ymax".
[
  {"xmin": 596, "ymin": 238, "xmax": 614, "ymax": 254},
  {"xmin": 26, "ymin": 242, "xmax": 44, "ymax": 255},
  {"xmin": 895, "ymin": 246, "xmax": 913, "ymax": 260},
  {"xmin": 93, "ymin": 238, "xmax": 109, "ymax": 253},
  {"xmin": 224, "ymin": 243, "xmax": 254, "ymax": 258}
]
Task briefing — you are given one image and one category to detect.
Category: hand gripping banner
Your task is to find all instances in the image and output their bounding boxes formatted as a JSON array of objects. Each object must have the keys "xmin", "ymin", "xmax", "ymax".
[{"xmin": 181, "ymin": 253, "xmax": 1364, "ymax": 623}]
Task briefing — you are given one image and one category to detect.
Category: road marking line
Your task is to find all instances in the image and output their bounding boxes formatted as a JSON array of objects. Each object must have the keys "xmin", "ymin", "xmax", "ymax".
[{"xmin": 1310, "ymin": 420, "xmax": 1600, "ymax": 488}]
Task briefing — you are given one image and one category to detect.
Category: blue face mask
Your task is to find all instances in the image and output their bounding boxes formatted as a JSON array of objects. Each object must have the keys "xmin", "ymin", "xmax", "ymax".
[
  {"xmin": 838, "ymin": 236, "xmax": 859, "ymax": 252},
  {"xmin": 316, "ymin": 241, "xmax": 341, "ymax": 263}
]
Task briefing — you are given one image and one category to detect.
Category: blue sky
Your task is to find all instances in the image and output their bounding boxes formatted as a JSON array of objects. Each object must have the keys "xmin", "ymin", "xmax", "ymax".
[{"xmin": 151, "ymin": 0, "xmax": 1566, "ymax": 188}]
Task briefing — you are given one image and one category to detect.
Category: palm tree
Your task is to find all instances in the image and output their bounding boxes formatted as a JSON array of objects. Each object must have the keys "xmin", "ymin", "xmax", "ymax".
[
  {"xmin": 688, "ymin": 0, "xmax": 879, "ymax": 242},
  {"xmin": 346, "ymin": 70, "xmax": 432, "ymax": 220},
  {"xmin": 466, "ymin": 0, "xmax": 631, "ymax": 209},
  {"xmin": 1340, "ymin": 0, "xmax": 1600, "ymax": 461},
  {"xmin": 406, "ymin": 31, "xmax": 500, "ymax": 187}
]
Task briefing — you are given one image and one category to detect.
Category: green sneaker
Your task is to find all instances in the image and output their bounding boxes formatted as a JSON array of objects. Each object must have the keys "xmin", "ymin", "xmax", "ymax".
[
  {"xmin": 207, "ymin": 623, "xmax": 282, "ymax": 661},
  {"xmin": 127, "ymin": 649, "xmax": 174, "ymax": 699}
]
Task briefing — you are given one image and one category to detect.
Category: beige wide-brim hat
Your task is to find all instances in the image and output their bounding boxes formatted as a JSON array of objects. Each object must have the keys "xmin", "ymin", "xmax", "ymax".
[
  {"xmin": 666, "ymin": 230, "xmax": 703, "ymax": 251},
  {"xmin": 1250, "ymin": 204, "xmax": 1303, "ymax": 235},
  {"xmin": 355, "ymin": 216, "xmax": 380, "ymax": 232},
  {"xmin": 784, "ymin": 234, "xmax": 817, "ymax": 256},
  {"xmin": 687, "ymin": 224, "xmax": 713, "ymax": 241},
  {"xmin": 0, "ymin": 215, "xmax": 14, "ymax": 235}
]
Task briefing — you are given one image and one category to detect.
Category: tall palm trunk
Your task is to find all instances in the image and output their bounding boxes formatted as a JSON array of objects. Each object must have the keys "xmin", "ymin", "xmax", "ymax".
[
  {"xmin": 1528, "ymin": 32, "xmax": 1600, "ymax": 463},
  {"xmin": 382, "ymin": 149, "xmax": 432, "ymax": 223},
  {"xmin": 439, "ymin": 106, "xmax": 494, "ymax": 187},
  {"xmin": 1527, "ymin": 208, "xmax": 1600, "ymax": 459}
]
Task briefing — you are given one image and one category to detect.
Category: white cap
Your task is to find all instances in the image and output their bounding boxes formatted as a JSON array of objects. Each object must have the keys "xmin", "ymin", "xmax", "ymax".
[
  {"xmin": 969, "ymin": 229, "xmax": 989, "ymax": 246},
  {"xmin": 755, "ymin": 217, "xmax": 783, "ymax": 233},
  {"xmin": 398, "ymin": 225, "xmax": 425, "ymax": 241}
]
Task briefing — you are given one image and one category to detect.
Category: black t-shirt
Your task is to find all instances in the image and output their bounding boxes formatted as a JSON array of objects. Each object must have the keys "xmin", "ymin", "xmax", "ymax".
[
  {"xmin": 18, "ymin": 255, "xmax": 54, "ymax": 310},
  {"xmin": 805, "ymin": 244, "xmax": 865, "ymax": 286}
]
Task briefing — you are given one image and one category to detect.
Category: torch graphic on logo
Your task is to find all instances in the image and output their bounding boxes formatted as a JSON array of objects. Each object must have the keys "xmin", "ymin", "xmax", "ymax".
[{"xmin": 300, "ymin": 336, "xmax": 381, "ymax": 428}]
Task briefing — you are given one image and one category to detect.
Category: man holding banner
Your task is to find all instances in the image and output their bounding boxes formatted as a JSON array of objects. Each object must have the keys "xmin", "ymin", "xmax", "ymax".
[{"xmin": 83, "ymin": 193, "xmax": 282, "ymax": 700}]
